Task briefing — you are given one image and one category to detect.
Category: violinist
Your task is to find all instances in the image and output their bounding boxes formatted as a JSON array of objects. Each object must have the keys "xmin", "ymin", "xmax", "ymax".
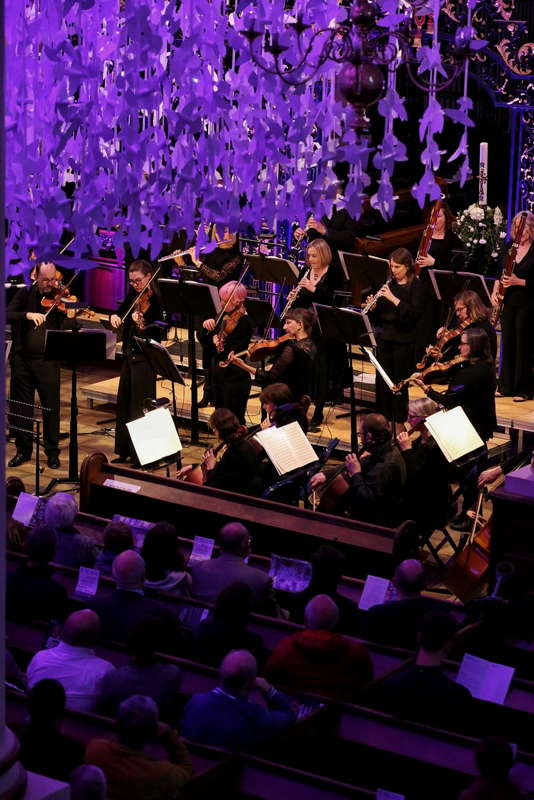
[
  {"xmin": 422, "ymin": 290, "xmax": 497, "ymax": 368},
  {"xmin": 493, "ymin": 210, "xmax": 534, "ymax": 402},
  {"xmin": 259, "ymin": 383, "xmax": 309, "ymax": 434},
  {"xmin": 228, "ymin": 308, "xmax": 317, "ymax": 402},
  {"xmin": 7, "ymin": 261, "xmax": 67, "ymax": 469},
  {"xmin": 200, "ymin": 281, "xmax": 252, "ymax": 423},
  {"xmin": 110, "ymin": 260, "xmax": 164, "ymax": 465}
]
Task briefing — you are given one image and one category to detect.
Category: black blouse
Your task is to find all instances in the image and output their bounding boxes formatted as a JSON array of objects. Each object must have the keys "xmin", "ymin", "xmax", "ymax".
[
  {"xmin": 503, "ymin": 240, "xmax": 534, "ymax": 309},
  {"xmin": 257, "ymin": 338, "xmax": 316, "ymax": 400},
  {"xmin": 426, "ymin": 359, "xmax": 497, "ymax": 442},
  {"xmin": 117, "ymin": 289, "xmax": 164, "ymax": 358},
  {"xmin": 428, "ymin": 231, "xmax": 465, "ymax": 271},
  {"xmin": 293, "ymin": 265, "xmax": 345, "ymax": 309},
  {"xmin": 372, "ymin": 278, "xmax": 425, "ymax": 343}
]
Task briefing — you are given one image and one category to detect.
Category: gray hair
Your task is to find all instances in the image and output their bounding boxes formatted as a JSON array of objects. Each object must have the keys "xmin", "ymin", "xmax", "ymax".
[
  {"xmin": 116, "ymin": 695, "xmax": 159, "ymax": 748},
  {"xmin": 220, "ymin": 649, "xmax": 257, "ymax": 694},
  {"xmin": 44, "ymin": 492, "xmax": 78, "ymax": 529},
  {"xmin": 69, "ymin": 765, "xmax": 106, "ymax": 800},
  {"xmin": 304, "ymin": 594, "xmax": 339, "ymax": 631}
]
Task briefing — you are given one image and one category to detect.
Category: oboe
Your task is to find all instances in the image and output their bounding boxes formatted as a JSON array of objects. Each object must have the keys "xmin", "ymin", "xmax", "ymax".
[
  {"xmin": 280, "ymin": 269, "xmax": 310, "ymax": 321},
  {"xmin": 361, "ymin": 280, "xmax": 391, "ymax": 314}
]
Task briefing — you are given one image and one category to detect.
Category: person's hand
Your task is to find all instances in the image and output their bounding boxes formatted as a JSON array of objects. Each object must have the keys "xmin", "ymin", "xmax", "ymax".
[
  {"xmin": 502, "ymin": 274, "xmax": 525, "ymax": 288},
  {"xmin": 397, "ymin": 431, "xmax": 412, "ymax": 451},
  {"xmin": 132, "ymin": 311, "xmax": 144, "ymax": 327},
  {"xmin": 309, "ymin": 472, "xmax": 326, "ymax": 490},
  {"xmin": 203, "ymin": 318, "xmax": 216, "ymax": 331},
  {"xmin": 435, "ymin": 327, "xmax": 445, "ymax": 338},
  {"xmin": 176, "ymin": 464, "xmax": 193, "ymax": 480},
  {"xmin": 308, "ymin": 218, "xmax": 326, "ymax": 235},
  {"xmin": 227, "ymin": 352, "xmax": 246, "ymax": 369},
  {"xmin": 26, "ymin": 312, "xmax": 46, "ymax": 326},
  {"xmin": 299, "ymin": 277, "xmax": 316, "ymax": 292},
  {"xmin": 477, "ymin": 466, "xmax": 503, "ymax": 488},
  {"xmin": 110, "ymin": 314, "xmax": 122, "ymax": 329},
  {"xmin": 203, "ymin": 448, "xmax": 216, "ymax": 471},
  {"xmin": 260, "ymin": 416, "xmax": 272, "ymax": 429},
  {"xmin": 413, "ymin": 378, "xmax": 428, "ymax": 390},
  {"xmin": 381, "ymin": 284, "xmax": 399, "ymax": 305},
  {"xmin": 416, "ymin": 254, "xmax": 435, "ymax": 268},
  {"xmin": 212, "ymin": 333, "xmax": 222, "ymax": 350},
  {"xmin": 293, "ymin": 227, "xmax": 305, "ymax": 241},
  {"xmin": 426, "ymin": 346, "xmax": 440, "ymax": 358},
  {"xmin": 255, "ymin": 677, "xmax": 273, "ymax": 694},
  {"xmin": 345, "ymin": 453, "xmax": 361, "ymax": 476}
]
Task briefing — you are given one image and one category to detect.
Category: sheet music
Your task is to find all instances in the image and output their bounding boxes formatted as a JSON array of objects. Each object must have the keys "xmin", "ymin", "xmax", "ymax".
[
  {"xmin": 127, "ymin": 407, "xmax": 182, "ymax": 465},
  {"xmin": 269, "ymin": 554, "xmax": 312, "ymax": 593},
  {"xmin": 74, "ymin": 567, "xmax": 100, "ymax": 597},
  {"xmin": 424, "ymin": 407, "xmax": 484, "ymax": 463},
  {"xmin": 359, "ymin": 575, "xmax": 392, "ymax": 611},
  {"xmin": 456, "ymin": 653, "xmax": 515, "ymax": 705},
  {"xmin": 189, "ymin": 536, "xmax": 215, "ymax": 563},
  {"xmin": 254, "ymin": 421, "xmax": 318, "ymax": 475},
  {"xmin": 112, "ymin": 514, "xmax": 155, "ymax": 550},
  {"xmin": 364, "ymin": 347, "xmax": 395, "ymax": 391},
  {"xmin": 12, "ymin": 492, "xmax": 47, "ymax": 526}
]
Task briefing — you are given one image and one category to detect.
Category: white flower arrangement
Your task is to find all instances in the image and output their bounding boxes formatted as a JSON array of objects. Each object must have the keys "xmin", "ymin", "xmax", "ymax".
[{"xmin": 454, "ymin": 204, "xmax": 507, "ymax": 273}]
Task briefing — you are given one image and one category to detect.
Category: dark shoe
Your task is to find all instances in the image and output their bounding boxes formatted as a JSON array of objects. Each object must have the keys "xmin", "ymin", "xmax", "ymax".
[
  {"xmin": 47, "ymin": 455, "xmax": 61, "ymax": 469},
  {"xmin": 513, "ymin": 394, "xmax": 529, "ymax": 403},
  {"xmin": 111, "ymin": 455, "xmax": 129, "ymax": 463},
  {"xmin": 197, "ymin": 396, "xmax": 212, "ymax": 408},
  {"xmin": 309, "ymin": 422, "xmax": 322, "ymax": 433},
  {"xmin": 8, "ymin": 452, "xmax": 31, "ymax": 468}
]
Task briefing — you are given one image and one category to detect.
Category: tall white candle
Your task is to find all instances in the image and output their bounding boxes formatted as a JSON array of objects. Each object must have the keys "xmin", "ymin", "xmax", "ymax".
[{"xmin": 479, "ymin": 142, "xmax": 488, "ymax": 206}]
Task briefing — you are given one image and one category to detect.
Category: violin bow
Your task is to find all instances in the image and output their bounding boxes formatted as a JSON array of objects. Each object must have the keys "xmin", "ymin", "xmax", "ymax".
[
  {"xmin": 43, "ymin": 269, "xmax": 81, "ymax": 319},
  {"xmin": 213, "ymin": 263, "xmax": 250, "ymax": 329},
  {"xmin": 120, "ymin": 265, "xmax": 161, "ymax": 325}
]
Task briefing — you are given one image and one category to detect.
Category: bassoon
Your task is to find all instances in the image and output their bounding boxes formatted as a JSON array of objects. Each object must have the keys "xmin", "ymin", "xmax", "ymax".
[
  {"xmin": 415, "ymin": 199, "xmax": 442, "ymax": 277},
  {"xmin": 490, "ymin": 211, "xmax": 528, "ymax": 325}
]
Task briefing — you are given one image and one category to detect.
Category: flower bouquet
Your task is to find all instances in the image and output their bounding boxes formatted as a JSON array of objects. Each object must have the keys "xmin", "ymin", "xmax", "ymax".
[{"xmin": 454, "ymin": 204, "xmax": 507, "ymax": 274}]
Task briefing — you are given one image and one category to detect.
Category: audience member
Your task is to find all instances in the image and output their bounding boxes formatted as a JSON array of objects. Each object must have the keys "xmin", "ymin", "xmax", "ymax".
[
  {"xmin": 141, "ymin": 521, "xmax": 192, "ymax": 596},
  {"xmin": 6, "ymin": 648, "xmax": 25, "ymax": 690},
  {"xmin": 181, "ymin": 649, "xmax": 296, "ymax": 751},
  {"xmin": 192, "ymin": 582, "xmax": 267, "ymax": 667},
  {"xmin": 6, "ymin": 526, "xmax": 69, "ymax": 623},
  {"xmin": 285, "ymin": 545, "xmax": 360, "ymax": 633},
  {"xmin": 264, "ymin": 595, "xmax": 372, "ymax": 699},
  {"xmin": 27, "ymin": 609, "xmax": 115, "ymax": 711},
  {"xmin": 97, "ymin": 616, "xmax": 182, "ymax": 725},
  {"xmin": 45, "ymin": 492, "xmax": 97, "ymax": 568},
  {"xmin": 7, "ymin": 516, "xmax": 29, "ymax": 553},
  {"xmin": 459, "ymin": 737, "xmax": 525, "ymax": 800},
  {"xmin": 361, "ymin": 559, "xmax": 442, "ymax": 649},
  {"xmin": 6, "ymin": 475, "xmax": 26, "ymax": 497},
  {"xmin": 369, "ymin": 611, "xmax": 473, "ymax": 729},
  {"xmin": 85, "ymin": 694, "xmax": 193, "ymax": 800},
  {"xmin": 88, "ymin": 550, "xmax": 184, "ymax": 650},
  {"xmin": 15, "ymin": 678, "xmax": 85, "ymax": 781},
  {"xmin": 190, "ymin": 522, "xmax": 280, "ymax": 616},
  {"xmin": 70, "ymin": 765, "xmax": 107, "ymax": 800},
  {"xmin": 95, "ymin": 520, "xmax": 133, "ymax": 576}
]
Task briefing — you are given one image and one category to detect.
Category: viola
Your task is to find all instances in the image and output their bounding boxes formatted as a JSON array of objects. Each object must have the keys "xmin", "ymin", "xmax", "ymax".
[
  {"xmin": 218, "ymin": 333, "xmax": 294, "ymax": 368},
  {"xmin": 392, "ymin": 354, "xmax": 468, "ymax": 393},
  {"xmin": 416, "ymin": 318, "xmax": 471, "ymax": 371}
]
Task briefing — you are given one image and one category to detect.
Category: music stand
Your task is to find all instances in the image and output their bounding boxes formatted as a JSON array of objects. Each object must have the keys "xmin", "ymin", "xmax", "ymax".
[
  {"xmin": 158, "ymin": 279, "xmax": 221, "ymax": 444},
  {"xmin": 428, "ymin": 269, "xmax": 465, "ymax": 307},
  {"xmin": 43, "ymin": 328, "xmax": 107, "ymax": 493},
  {"xmin": 245, "ymin": 254, "xmax": 299, "ymax": 286},
  {"xmin": 339, "ymin": 252, "xmax": 389, "ymax": 307},
  {"xmin": 314, "ymin": 304, "xmax": 377, "ymax": 451},
  {"xmin": 245, "ymin": 297, "xmax": 283, "ymax": 332},
  {"xmin": 127, "ymin": 407, "xmax": 182, "ymax": 468},
  {"xmin": 456, "ymin": 272, "xmax": 494, "ymax": 307}
]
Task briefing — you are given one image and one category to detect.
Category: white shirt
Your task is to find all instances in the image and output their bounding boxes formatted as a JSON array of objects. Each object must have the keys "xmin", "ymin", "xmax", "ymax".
[{"xmin": 27, "ymin": 641, "xmax": 115, "ymax": 712}]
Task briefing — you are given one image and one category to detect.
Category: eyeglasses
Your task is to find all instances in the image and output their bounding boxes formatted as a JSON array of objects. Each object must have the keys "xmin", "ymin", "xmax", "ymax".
[{"xmin": 129, "ymin": 277, "xmax": 145, "ymax": 286}]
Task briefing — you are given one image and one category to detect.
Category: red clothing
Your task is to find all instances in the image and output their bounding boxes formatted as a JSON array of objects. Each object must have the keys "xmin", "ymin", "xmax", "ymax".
[{"xmin": 264, "ymin": 629, "xmax": 373, "ymax": 700}]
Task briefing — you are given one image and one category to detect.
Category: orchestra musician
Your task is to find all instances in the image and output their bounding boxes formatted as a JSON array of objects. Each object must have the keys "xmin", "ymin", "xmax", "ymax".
[
  {"xmin": 228, "ymin": 307, "xmax": 317, "ymax": 402},
  {"xmin": 192, "ymin": 226, "xmax": 243, "ymax": 286},
  {"xmin": 200, "ymin": 281, "xmax": 252, "ymax": 424},
  {"xmin": 367, "ymin": 248, "xmax": 425, "ymax": 428},
  {"xmin": 259, "ymin": 383, "xmax": 309, "ymax": 434},
  {"xmin": 7, "ymin": 261, "xmax": 67, "ymax": 469},
  {"xmin": 110, "ymin": 260, "xmax": 164, "ymax": 465},
  {"xmin": 423, "ymin": 289, "xmax": 497, "ymax": 367},
  {"xmin": 293, "ymin": 205, "xmax": 359, "ymax": 270},
  {"xmin": 493, "ymin": 210, "xmax": 534, "ymax": 402}
]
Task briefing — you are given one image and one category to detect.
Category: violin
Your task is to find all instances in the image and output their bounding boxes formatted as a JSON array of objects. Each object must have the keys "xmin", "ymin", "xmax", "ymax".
[
  {"xmin": 392, "ymin": 354, "xmax": 468, "ymax": 393},
  {"xmin": 214, "ymin": 305, "xmax": 246, "ymax": 353},
  {"xmin": 176, "ymin": 426, "xmax": 248, "ymax": 484},
  {"xmin": 40, "ymin": 271, "xmax": 80, "ymax": 318},
  {"xmin": 416, "ymin": 318, "xmax": 471, "ymax": 371},
  {"xmin": 218, "ymin": 333, "xmax": 293, "ymax": 368}
]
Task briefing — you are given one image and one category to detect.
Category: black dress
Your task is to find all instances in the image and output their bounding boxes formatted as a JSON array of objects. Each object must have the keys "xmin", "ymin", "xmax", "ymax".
[
  {"xmin": 114, "ymin": 290, "xmax": 163, "ymax": 460},
  {"xmin": 197, "ymin": 241, "xmax": 243, "ymax": 286},
  {"xmin": 256, "ymin": 338, "xmax": 317, "ymax": 401},
  {"xmin": 498, "ymin": 240, "xmax": 534, "ymax": 397},
  {"xmin": 306, "ymin": 208, "xmax": 359, "ymax": 270},
  {"xmin": 426, "ymin": 359, "xmax": 497, "ymax": 442},
  {"xmin": 372, "ymin": 279, "xmax": 425, "ymax": 423},
  {"xmin": 204, "ymin": 437, "xmax": 261, "ymax": 495},
  {"xmin": 440, "ymin": 318, "xmax": 497, "ymax": 363},
  {"xmin": 210, "ymin": 313, "xmax": 253, "ymax": 423}
]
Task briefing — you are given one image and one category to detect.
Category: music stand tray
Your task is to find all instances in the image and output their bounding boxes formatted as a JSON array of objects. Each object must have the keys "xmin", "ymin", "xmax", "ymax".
[{"xmin": 339, "ymin": 252, "xmax": 389, "ymax": 307}]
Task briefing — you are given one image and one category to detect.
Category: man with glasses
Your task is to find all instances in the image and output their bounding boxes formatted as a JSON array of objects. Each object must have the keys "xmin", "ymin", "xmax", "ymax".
[
  {"xmin": 110, "ymin": 260, "xmax": 163, "ymax": 465},
  {"xmin": 7, "ymin": 261, "xmax": 65, "ymax": 469}
]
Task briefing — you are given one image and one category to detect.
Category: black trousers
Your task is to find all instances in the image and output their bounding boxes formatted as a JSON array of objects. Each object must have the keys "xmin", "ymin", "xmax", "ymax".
[
  {"xmin": 114, "ymin": 356, "xmax": 157, "ymax": 458},
  {"xmin": 213, "ymin": 363, "xmax": 251, "ymax": 424},
  {"xmin": 376, "ymin": 339, "xmax": 415, "ymax": 424},
  {"xmin": 10, "ymin": 353, "xmax": 60, "ymax": 456},
  {"xmin": 499, "ymin": 302, "xmax": 533, "ymax": 397}
]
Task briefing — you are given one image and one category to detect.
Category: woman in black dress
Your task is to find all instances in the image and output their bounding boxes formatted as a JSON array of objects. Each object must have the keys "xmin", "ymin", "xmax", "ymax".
[
  {"xmin": 110, "ymin": 260, "xmax": 163, "ymax": 464},
  {"xmin": 493, "ymin": 210, "xmax": 534, "ymax": 401},
  {"xmin": 368, "ymin": 248, "xmax": 425, "ymax": 428}
]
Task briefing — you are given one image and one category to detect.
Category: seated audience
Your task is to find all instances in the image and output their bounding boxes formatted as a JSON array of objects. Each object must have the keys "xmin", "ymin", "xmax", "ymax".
[
  {"xmin": 190, "ymin": 522, "xmax": 280, "ymax": 616},
  {"xmin": 6, "ymin": 526, "xmax": 69, "ymax": 623},
  {"xmin": 192, "ymin": 582, "xmax": 267, "ymax": 667},
  {"xmin": 284, "ymin": 545, "xmax": 360, "ymax": 633},
  {"xmin": 45, "ymin": 492, "xmax": 97, "ymax": 568},
  {"xmin": 6, "ymin": 516, "xmax": 28, "ymax": 553},
  {"xmin": 141, "ymin": 521, "xmax": 192, "ymax": 596},
  {"xmin": 264, "ymin": 595, "xmax": 372, "ymax": 699},
  {"xmin": 15, "ymin": 678, "xmax": 85, "ymax": 781},
  {"xmin": 6, "ymin": 475, "xmax": 26, "ymax": 497},
  {"xmin": 181, "ymin": 649, "xmax": 296, "ymax": 751},
  {"xmin": 85, "ymin": 694, "xmax": 193, "ymax": 800},
  {"xmin": 369, "ymin": 611, "xmax": 473, "ymax": 729},
  {"xmin": 459, "ymin": 737, "xmax": 525, "ymax": 800},
  {"xmin": 6, "ymin": 648, "xmax": 25, "ymax": 690},
  {"xmin": 70, "ymin": 765, "xmax": 107, "ymax": 800},
  {"xmin": 95, "ymin": 520, "xmax": 133, "ymax": 576},
  {"xmin": 361, "ymin": 559, "xmax": 442, "ymax": 649},
  {"xmin": 27, "ymin": 609, "xmax": 115, "ymax": 711},
  {"xmin": 96, "ymin": 616, "xmax": 182, "ymax": 725},
  {"xmin": 88, "ymin": 550, "xmax": 184, "ymax": 650}
]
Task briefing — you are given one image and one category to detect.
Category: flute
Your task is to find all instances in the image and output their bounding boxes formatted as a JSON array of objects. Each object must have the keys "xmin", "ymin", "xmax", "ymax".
[{"xmin": 361, "ymin": 280, "xmax": 391, "ymax": 314}]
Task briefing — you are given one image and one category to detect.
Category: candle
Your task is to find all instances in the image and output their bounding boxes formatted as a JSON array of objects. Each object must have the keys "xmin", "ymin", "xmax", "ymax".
[{"xmin": 479, "ymin": 141, "xmax": 488, "ymax": 206}]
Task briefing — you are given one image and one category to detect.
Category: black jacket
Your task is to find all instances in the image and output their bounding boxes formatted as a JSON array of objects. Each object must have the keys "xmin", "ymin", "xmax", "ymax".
[{"xmin": 426, "ymin": 359, "xmax": 497, "ymax": 442}]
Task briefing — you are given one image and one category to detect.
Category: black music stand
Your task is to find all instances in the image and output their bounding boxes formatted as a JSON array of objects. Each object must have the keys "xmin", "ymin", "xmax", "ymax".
[
  {"xmin": 245, "ymin": 297, "xmax": 283, "ymax": 332},
  {"xmin": 428, "ymin": 269, "xmax": 465, "ymax": 308},
  {"xmin": 245, "ymin": 254, "xmax": 300, "ymax": 286},
  {"xmin": 158, "ymin": 279, "xmax": 221, "ymax": 444},
  {"xmin": 339, "ymin": 252, "xmax": 389, "ymax": 307},
  {"xmin": 314, "ymin": 304, "xmax": 377, "ymax": 451},
  {"xmin": 43, "ymin": 328, "xmax": 107, "ymax": 493},
  {"xmin": 456, "ymin": 271, "xmax": 494, "ymax": 307}
]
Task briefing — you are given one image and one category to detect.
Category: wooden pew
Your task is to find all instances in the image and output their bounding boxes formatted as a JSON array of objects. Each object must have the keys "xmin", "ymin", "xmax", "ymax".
[{"xmin": 79, "ymin": 452, "xmax": 415, "ymax": 578}]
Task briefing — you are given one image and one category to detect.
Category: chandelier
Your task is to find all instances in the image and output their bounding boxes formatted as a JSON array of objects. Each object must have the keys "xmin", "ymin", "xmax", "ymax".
[{"xmin": 242, "ymin": 0, "xmax": 486, "ymax": 134}]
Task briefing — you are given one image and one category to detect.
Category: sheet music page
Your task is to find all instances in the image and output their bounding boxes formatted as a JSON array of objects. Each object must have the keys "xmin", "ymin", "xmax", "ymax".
[
  {"xmin": 74, "ymin": 567, "xmax": 100, "ymax": 598},
  {"xmin": 113, "ymin": 514, "xmax": 155, "ymax": 550},
  {"xmin": 12, "ymin": 492, "xmax": 40, "ymax": 526},
  {"xmin": 424, "ymin": 407, "xmax": 484, "ymax": 463},
  {"xmin": 189, "ymin": 536, "xmax": 215, "ymax": 563},
  {"xmin": 254, "ymin": 421, "xmax": 318, "ymax": 475},
  {"xmin": 364, "ymin": 347, "xmax": 395, "ymax": 390},
  {"xmin": 127, "ymin": 407, "xmax": 182, "ymax": 465},
  {"xmin": 269, "ymin": 554, "xmax": 312, "ymax": 593},
  {"xmin": 456, "ymin": 653, "xmax": 515, "ymax": 705},
  {"xmin": 359, "ymin": 575, "xmax": 392, "ymax": 611}
]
